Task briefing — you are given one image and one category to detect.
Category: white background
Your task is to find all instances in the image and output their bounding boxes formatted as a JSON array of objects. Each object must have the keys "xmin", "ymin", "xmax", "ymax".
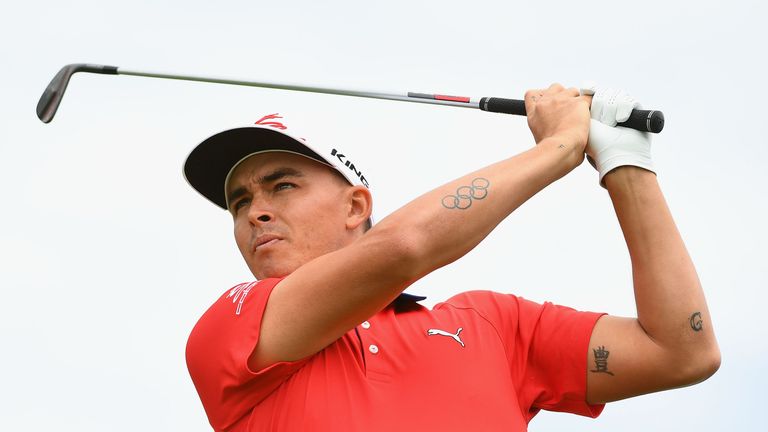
[{"xmin": 1, "ymin": 0, "xmax": 766, "ymax": 430}]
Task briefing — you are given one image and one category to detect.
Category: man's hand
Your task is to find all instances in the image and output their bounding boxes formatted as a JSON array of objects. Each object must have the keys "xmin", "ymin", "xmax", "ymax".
[
  {"xmin": 581, "ymin": 85, "xmax": 656, "ymax": 186},
  {"xmin": 524, "ymin": 83, "xmax": 591, "ymax": 171}
]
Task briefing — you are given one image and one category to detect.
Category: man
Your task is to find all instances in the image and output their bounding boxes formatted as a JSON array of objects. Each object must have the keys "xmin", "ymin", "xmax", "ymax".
[{"xmin": 184, "ymin": 84, "xmax": 720, "ymax": 431}]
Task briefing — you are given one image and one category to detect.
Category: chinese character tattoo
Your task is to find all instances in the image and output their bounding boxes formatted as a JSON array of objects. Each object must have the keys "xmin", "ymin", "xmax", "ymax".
[{"xmin": 591, "ymin": 345, "xmax": 615, "ymax": 376}]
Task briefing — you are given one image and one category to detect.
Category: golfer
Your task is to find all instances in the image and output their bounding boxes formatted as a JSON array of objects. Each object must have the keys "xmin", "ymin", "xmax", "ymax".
[{"xmin": 184, "ymin": 84, "xmax": 720, "ymax": 431}]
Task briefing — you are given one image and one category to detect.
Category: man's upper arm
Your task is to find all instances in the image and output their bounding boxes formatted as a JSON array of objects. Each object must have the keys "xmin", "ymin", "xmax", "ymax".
[
  {"xmin": 586, "ymin": 315, "xmax": 708, "ymax": 404},
  {"xmin": 248, "ymin": 229, "xmax": 416, "ymax": 371}
]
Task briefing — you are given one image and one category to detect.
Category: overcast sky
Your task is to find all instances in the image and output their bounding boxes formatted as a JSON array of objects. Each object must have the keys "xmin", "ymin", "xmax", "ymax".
[{"xmin": 1, "ymin": 1, "xmax": 766, "ymax": 430}]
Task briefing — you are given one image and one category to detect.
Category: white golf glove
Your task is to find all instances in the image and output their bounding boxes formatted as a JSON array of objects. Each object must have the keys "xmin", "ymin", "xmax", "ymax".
[{"xmin": 580, "ymin": 84, "xmax": 655, "ymax": 187}]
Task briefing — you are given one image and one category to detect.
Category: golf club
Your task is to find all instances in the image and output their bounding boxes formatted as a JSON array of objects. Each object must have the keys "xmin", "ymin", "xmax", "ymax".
[{"xmin": 36, "ymin": 63, "xmax": 665, "ymax": 133}]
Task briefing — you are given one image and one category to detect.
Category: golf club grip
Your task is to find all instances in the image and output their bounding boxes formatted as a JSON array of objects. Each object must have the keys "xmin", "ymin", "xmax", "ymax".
[{"xmin": 479, "ymin": 97, "xmax": 665, "ymax": 133}]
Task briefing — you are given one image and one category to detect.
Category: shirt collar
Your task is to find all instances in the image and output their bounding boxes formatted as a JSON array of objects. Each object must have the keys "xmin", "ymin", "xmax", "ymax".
[{"xmin": 397, "ymin": 293, "xmax": 426, "ymax": 302}]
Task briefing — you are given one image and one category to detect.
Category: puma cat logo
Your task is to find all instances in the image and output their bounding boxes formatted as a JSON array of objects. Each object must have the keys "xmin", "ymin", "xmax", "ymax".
[{"xmin": 427, "ymin": 327, "xmax": 465, "ymax": 347}]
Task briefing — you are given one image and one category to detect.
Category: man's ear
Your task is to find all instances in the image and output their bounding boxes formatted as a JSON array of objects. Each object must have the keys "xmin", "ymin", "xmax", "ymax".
[{"xmin": 345, "ymin": 185, "xmax": 373, "ymax": 231}]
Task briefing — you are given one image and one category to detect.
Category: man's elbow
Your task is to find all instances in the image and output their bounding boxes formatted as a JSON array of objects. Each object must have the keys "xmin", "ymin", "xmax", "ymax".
[
  {"xmin": 697, "ymin": 345, "xmax": 722, "ymax": 382},
  {"xmin": 672, "ymin": 344, "xmax": 721, "ymax": 387},
  {"xmin": 358, "ymin": 222, "xmax": 428, "ymax": 282}
]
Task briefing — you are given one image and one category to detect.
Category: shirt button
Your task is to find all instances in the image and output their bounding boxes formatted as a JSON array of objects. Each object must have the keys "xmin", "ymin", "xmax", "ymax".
[
  {"xmin": 368, "ymin": 344, "xmax": 379, "ymax": 354},
  {"xmin": 361, "ymin": 321, "xmax": 371, "ymax": 329}
]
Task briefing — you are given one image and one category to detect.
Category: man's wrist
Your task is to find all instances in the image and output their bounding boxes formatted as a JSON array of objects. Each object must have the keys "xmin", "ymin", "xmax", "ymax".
[
  {"xmin": 604, "ymin": 166, "xmax": 658, "ymax": 191},
  {"xmin": 537, "ymin": 135, "xmax": 585, "ymax": 173}
]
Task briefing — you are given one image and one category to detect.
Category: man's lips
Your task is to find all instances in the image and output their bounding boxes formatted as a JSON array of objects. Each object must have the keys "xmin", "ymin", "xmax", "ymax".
[{"xmin": 252, "ymin": 234, "xmax": 282, "ymax": 251}]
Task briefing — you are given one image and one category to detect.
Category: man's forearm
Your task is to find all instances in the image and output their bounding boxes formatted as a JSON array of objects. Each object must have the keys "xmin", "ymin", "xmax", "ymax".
[
  {"xmin": 604, "ymin": 167, "xmax": 720, "ymax": 375},
  {"xmin": 372, "ymin": 137, "xmax": 581, "ymax": 281}
]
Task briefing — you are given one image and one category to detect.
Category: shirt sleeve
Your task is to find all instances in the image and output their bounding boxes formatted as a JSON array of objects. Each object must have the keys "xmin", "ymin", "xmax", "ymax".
[
  {"xmin": 445, "ymin": 291, "xmax": 605, "ymax": 422},
  {"xmin": 185, "ymin": 278, "xmax": 310, "ymax": 430}
]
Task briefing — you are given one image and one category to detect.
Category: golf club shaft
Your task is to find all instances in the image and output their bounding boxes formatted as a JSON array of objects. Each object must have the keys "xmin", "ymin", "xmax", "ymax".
[
  {"xmin": 119, "ymin": 68, "xmax": 486, "ymax": 110},
  {"xmin": 36, "ymin": 64, "xmax": 665, "ymax": 133}
]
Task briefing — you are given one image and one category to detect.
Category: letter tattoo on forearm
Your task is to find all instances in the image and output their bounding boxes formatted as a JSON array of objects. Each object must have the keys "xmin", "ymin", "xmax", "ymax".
[
  {"xmin": 590, "ymin": 346, "xmax": 615, "ymax": 376},
  {"xmin": 441, "ymin": 178, "xmax": 490, "ymax": 210},
  {"xmin": 689, "ymin": 312, "xmax": 703, "ymax": 332}
]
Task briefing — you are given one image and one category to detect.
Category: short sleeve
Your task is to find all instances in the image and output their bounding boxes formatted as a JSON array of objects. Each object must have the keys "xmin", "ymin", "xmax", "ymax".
[
  {"xmin": 185, "ymin": 278, "xmax": 310, "ymax": 430},
  {"xmin": 516, "ymin": 298, "xmax": 605, "ymax": 418},
  {"xmin": 444, "ymin": 291, "xmax": 605, "ymax": 421}
]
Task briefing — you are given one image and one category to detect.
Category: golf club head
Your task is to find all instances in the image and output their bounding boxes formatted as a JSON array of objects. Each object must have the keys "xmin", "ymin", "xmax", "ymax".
[{"xmin": 36, "ymin": 64, "xmax": 118, "ymax": 123}]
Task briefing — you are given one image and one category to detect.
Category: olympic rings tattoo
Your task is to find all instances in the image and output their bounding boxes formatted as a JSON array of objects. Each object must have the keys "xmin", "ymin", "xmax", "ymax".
[{"xmin": 441, "ymin": 177, "xmax": 490, "ymax": 210}]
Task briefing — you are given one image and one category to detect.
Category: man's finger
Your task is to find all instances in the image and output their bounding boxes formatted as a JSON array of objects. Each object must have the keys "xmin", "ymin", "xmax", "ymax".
[
  {"xmin": 580, "ymin": 81, "xmax": 597, "ymax": 96},
  {"xmin": 525, "ymin": 89, "xmax": 544, "ymax": 100},
  {"xmin": 546, "ymin": 83, "xmax": 565, "ymax": 93},
  {"xmin": 566, "ymin": 87, "xmax": 581, "ymax": 97},
  {"xmin": 615, "ymin": 95, "xmax": 639, "ymax": 123}
]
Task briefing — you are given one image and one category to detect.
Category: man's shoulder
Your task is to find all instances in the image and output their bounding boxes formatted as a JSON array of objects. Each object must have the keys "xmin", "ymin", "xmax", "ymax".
[
  {"xmin": 440, "ymin": 289, "xmax": 525, "ymax": 310},
  {"xmin": 211, "ymin": 278, "xmax": 283, "ymax": 307},
  {"xmin": 190, "ymin": 278, "xmax": 284, "ymax": 335},
  {"xmin": 435, "ymin": 290, "xmax": 555, "ymax": 329},
  {"xmin": 187, "ymin": 278, "xmax": 285, "ymax": 361}
]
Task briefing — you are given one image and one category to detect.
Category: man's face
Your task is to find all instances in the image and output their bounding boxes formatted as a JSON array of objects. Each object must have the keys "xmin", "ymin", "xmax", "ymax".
[{"xmin": 226, "ymin": 152, "xmax": 360, "ymax": 279}]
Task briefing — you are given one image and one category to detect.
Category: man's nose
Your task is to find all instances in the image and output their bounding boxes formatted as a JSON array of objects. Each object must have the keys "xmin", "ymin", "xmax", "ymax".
[{"xmin": 247, "ymin": 205, "xmax": 273, "ymax": 224}]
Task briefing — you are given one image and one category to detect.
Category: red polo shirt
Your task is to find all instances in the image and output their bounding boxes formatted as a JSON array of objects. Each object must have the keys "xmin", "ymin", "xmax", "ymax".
[{"xmin": 186, "ymin": 278, "xmax": 605, "ymax": 431}]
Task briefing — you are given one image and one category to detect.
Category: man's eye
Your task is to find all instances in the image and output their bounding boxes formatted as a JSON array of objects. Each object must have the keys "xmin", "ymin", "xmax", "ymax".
[
  {"xmin": 275, "ymin": 182, "xmax": 296, "ymax": 191},
  {"xmin": 233, "ymin": 198, "xmax": 250, "ymax": 211}
]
